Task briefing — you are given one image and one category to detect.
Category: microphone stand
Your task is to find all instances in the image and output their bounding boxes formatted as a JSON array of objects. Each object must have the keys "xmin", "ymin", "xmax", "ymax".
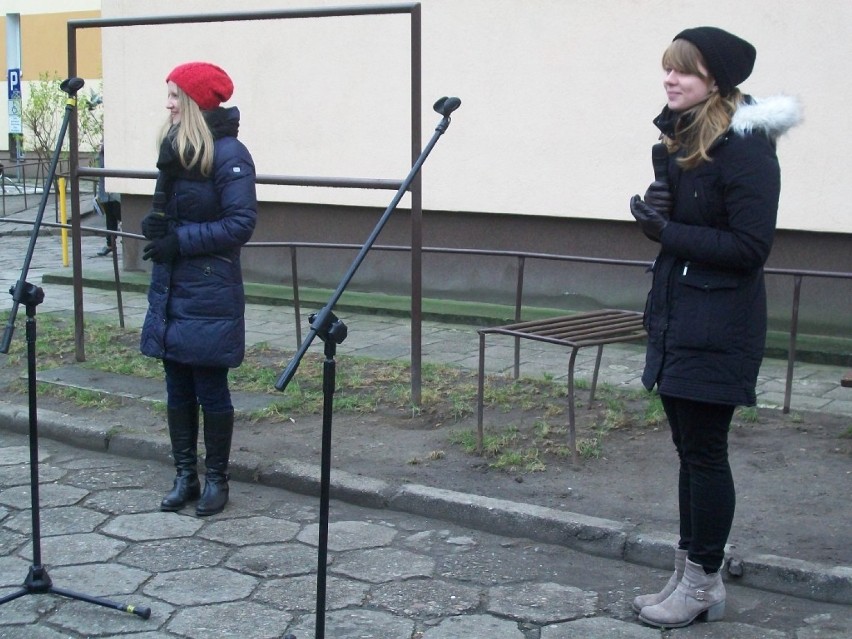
[
  {"xmin": 0, "ymin": 78, "xmax": 151, "ymax": 621},
  {"xmin": 275, "ymin": 96, "xmax": 461, "ymax": 639}
]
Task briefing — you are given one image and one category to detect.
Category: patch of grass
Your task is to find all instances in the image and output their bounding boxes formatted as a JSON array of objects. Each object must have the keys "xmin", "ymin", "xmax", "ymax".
[{"xmin": 0, "ymin": 312, "xmax": 667, "ymax": 475}]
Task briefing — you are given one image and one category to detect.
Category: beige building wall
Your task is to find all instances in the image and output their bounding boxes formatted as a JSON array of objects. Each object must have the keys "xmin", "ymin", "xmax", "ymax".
[{"xmin": 98, "ymin": 0, "xmax": 848, "ymax": 235}]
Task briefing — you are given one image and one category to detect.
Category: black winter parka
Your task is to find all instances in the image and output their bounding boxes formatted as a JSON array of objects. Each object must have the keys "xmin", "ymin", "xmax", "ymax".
[
  {"xmin": 641, "ymin": 95, "xmax": 801, "ymax": 406},
  {"xmin": 140, "ymin": 107, "xmax": 257, "ymax": 368}
]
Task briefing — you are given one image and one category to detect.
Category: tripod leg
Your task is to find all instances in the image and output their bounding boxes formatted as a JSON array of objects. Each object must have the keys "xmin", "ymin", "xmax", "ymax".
[{"xmin": 49, "ymin": 586, "xmax": 152, "ymax": 620}]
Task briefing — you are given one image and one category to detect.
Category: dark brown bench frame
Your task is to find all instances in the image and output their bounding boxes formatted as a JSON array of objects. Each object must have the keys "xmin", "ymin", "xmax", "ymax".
[{"xmin": 476, "ymin": 309, "xmax": 647, "ymax": 463}]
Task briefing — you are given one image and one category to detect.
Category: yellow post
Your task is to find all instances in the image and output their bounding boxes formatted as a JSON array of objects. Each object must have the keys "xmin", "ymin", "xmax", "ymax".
[{"xmin": 58, "ymin": 177, "xmax": 69, "ymax": 266}]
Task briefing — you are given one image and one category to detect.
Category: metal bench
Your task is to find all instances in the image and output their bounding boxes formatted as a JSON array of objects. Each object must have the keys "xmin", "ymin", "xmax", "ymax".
[{"xmin": 476, "ymin": 309, "xmax": 647, "ymax": 463}]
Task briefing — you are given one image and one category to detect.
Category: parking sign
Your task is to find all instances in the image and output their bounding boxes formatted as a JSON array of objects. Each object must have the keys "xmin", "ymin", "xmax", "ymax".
[{"xmin": 8, "ymin": 68, "xmax": 21, "ymax": 100}]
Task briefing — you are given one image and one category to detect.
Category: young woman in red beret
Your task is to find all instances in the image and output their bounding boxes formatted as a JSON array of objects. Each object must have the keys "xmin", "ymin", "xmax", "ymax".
[
  {"xmin": 139, "ymin": 62, "xmax": 257, "ymax": 517},
  {"xmin": 629, "ymin": 28, "xmax": 801, "ymax": 628}
]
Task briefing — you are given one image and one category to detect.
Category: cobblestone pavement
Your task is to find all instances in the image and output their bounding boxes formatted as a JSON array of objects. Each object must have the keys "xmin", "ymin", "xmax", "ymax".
[{"xmin": 1, "ymin": 430, "xmax": 850, "ymax": 639}]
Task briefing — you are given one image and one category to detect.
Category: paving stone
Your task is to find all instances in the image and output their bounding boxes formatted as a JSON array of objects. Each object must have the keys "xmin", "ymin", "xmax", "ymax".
[
  {"xmin": 5, "ymin": 505, "xmax": 108, "ymax": 536},
  {"xmin": 0, "ymin": 588, "xmax": 59, "ymax": 626},
  {"xmin": 166, "ymin": 600, "xmax": 292, "ymax": 639},
  {"xmin": 421, "ymin": 613, "xmax": 525, "ymax": 638},
  {"xmin": 23, "ymin": 532, "xmax": 126, "ymax": 565},
  {"xmin": 253, "ymin": 574, "xmax": 369, "ymax": 612},
  {"xmin": 143, "ymin": 566, "xmax": 257, "ymax": 605},
  {"xmin": 101, "ymin": 512, "xmax": 204, "ymax": 542},
  {"xmin": 540, "ymin": 617, "xmax": 661, "ymax": 638},
  {"xmin": 297, "ymin": 519, "xmax": 398, "ymax": 551},
  {"xmin": 331, "ymin": 547, "xmax": 435, "ymax": 582},
  {"xmin": 84, "ymin": 487, "xmax": 164, "ymax": 514},
  {"xmin": 0, "ymin": 482, "xmax": 89, "ymax": 508},
  {"xmin": 64, "ymin": 466, "xmax": 150, "ymax": 490},
  {"xmin": 488, "ymin": 581, "xmax": 598, "ymax": 624},
  {"xmin": 665, "ymin": 621, "xmax": 788, "ymax": 638},
  {"xmin": 370, "ymin": 577, "xmax": 481, "ymax": 618},
  {"xmin": 0, "ymin": 445, "xmax": 48, "ymax": 466},
  {"xmin": 119, "ymin": 537, "xmax": 229, "ymax": 572},
  {"xmin": 49, "ymin": 563, "xmax": 151, "ymax": 596},
  {"xmin": 288, "ymin": 607, "xmax": 415, "ymax": 639},
  {"xmin": 0, "ymin": 463, "xmax": 63, "ymax": 486},
  {"xmin": 0, "ymin": 526, "xmax": 27, "ymax": 555},
  {"xmin": 225, "ymin": 542, "xmax": 318, "ymax": 578},
  {"xmin": 199, "ymin": 514, "xmax": 300, "ymax": 545},
  {"xmin": 0, "ymin": 555, "xmax": 32, "ymax": 587}
]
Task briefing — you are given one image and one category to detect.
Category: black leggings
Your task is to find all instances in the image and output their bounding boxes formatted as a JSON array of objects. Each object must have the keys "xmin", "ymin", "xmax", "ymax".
[{"xmin": 661, "ymin": 394, "xmax": 736, "ymax": 573}]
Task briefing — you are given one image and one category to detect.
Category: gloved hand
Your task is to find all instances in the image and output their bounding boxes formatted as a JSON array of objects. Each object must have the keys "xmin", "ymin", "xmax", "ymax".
[
  {"xmin": 142, "ymin": 233, "xmax": 180, "ymax": 263},
  {"xmin": 643, "ymin": 180, "xmax": 673, "ymax": 217},
  {"xmin": 630, "ymin": 194, "xmax": 668, "ymax": 242},
  {"xmin": 140, "ymin": 212, "xmax": 169, "ymax": 240}
]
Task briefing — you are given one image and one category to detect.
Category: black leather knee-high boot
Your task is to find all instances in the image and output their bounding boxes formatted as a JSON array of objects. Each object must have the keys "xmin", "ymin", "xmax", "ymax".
[
  {"xmin": 160, "ymin": 403, "xmax": 201, "ymax": 511},
  {"xmin": 196, "ymin": 409, "xmax": 234, "ymax": 517}
]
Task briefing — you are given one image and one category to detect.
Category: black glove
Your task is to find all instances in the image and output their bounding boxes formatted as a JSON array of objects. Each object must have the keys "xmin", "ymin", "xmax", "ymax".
[
  {"xmin": 643, "ymin": 180, "xmax": 673, "ymax": 217},
  {"xmin": 142, "ymin": 233, "xmax": 180, "ymax": 263},
  {"xmin": 630, "ymin": 195, "xmax": 668, "ymax": 242},
  {"xmin": 140, "ymin": 212, "xmax": 169, "ymax": 240}
]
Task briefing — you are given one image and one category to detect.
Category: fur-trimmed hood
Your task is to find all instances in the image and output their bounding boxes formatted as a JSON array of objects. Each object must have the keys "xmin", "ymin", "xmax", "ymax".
[{"xmin": 731, "ymin": 94, "xmax": 802, "ymax": 139}]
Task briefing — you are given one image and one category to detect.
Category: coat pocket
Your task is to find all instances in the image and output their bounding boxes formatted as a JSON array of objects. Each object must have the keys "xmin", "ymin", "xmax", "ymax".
[{"xmin": 672, "ymin": 267, "xmax": 743, "ymax": 352}]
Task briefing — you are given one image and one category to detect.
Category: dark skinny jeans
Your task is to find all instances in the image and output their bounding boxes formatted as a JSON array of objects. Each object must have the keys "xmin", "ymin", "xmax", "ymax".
[
  {"xmin": 163, "ymin": 359, "xmax": 232, "ymax": 414},
  {"xmin": 661, "ymin": 394, "xmax": 736, "ymax": 573}
]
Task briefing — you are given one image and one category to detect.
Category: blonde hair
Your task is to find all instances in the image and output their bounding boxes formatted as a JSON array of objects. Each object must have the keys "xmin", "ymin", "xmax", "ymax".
[
  {"xmin": 159, "ymin": 85, "xmax": 215, "ymax": 176},
  {"xmin": 661, "ymin": 38, "xmax": 744, "ymax": 169}
]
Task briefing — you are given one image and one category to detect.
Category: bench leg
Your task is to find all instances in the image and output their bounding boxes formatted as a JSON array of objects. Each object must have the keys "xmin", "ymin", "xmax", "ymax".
[
  {"xmin": 589, "ymin": 344, "xmax": 604, "ymax": 408},
  {"xmin": 476, "ymin": 332, "xmax": 486, "ymax": 454},
  {"xmin": 567, "ymin": 347, "xmax": 580, "ymax": 464}
]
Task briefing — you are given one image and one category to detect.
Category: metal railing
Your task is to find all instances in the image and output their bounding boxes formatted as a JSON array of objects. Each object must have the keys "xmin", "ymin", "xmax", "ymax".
[{"xmin": 4, "ymin": 210, "xmax": 847, "ymax": 414}]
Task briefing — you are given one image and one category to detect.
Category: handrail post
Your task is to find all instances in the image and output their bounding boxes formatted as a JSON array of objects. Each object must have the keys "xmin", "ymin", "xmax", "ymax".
[
  {"xmin": 783, "ymin": 274, "xmax": 803, "ymax": 414},
  {"xmin": 290, "ymin": 246, "xmax": 302, "ymax": 348},
  {"xmin": 513, "ymin": 255, "xmax": 525, "ymax": 378}
]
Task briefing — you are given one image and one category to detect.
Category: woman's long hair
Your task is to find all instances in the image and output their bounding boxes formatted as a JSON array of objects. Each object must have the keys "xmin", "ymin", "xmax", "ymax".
[
  {"xmin": 661, "ymin": 38, "xmax": 744, "ymax": 169},
  {"xmin": 159, "ymin": 86, "xmax": 215, "ymax": 176}
]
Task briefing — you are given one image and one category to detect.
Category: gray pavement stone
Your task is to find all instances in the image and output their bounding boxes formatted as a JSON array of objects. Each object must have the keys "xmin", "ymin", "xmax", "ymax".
[
  {"xmin": 369, "ymin": 577, "xmax": 481, "ymax": 618},
  {"xmin": 488, "ymin": 581, "xmax": 598, "ymax": 624},
  {"xmin": 289, "ymin": 607, "xmax": 415, "ymax": 639},
  {"xmin": 541, "ymin": 617, "xmax": 661, "ymax": 638},
  {"xmin": 421, "ymin": 613, "xmax": 525, "ymax": 638},
  {"xmin": 29, "ymin": 532, "xmax": 127, "ymax": 565},
  {"xmin": 225, "ymin": 542, "xmax": 318, "ymax": 578},
  {"xmin": 102, "ymin": 512, "xmax": 204, "ymax": 542},
  {"xmin": 297, "ymin": 519, "xmax": 397, "ymax": 551},
  {"xmin": 143, "ymin": 566, "xmax": 257, "ymax": 605},
  {"xmin": 253, "ymin": 574, "xmax": 369, "ymax": 612},
  {"xmin": 49, "ymin": 563, "xmax": 151, "ymax": 596},
  {"xmin": 199, "ymin": 515, "xmax": 300, "ymax": 546},
  {"xmin": 5, "ymin": 505, "xmax": 107, "ymax": 535},
  {"xmin": 166, "ymin": 600, "xmax": 293, "ymax": 639},
  {"xmin": 119, "ymin": 537, "xmax": 229, "ymax": 572},
  {"xmin": 331, "ymin": 547, "xmax": 436, "ymax": 582},
  {"xmin": 0, "ymin": 482, "xmax": 88, "ymax": 509}
]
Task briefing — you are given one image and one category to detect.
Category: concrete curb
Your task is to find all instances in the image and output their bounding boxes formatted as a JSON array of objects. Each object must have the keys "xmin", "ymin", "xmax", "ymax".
[{"xmin": 0, "ymin": 401, "xmax": 849, "ymax": 606}]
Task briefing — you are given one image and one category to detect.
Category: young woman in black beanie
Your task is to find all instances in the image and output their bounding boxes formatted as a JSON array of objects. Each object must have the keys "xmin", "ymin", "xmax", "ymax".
[
  {"xmin": 139, "ymin": 62, "xmax": 257, "ymax": 517},
  {"xmin": 629, "ymin": 27, "xmax": 801, "ymax": 628}
]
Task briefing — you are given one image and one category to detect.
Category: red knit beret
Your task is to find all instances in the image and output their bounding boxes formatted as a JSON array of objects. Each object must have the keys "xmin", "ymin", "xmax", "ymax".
[{"xmin": 166, "ymin": 62, "xmax": 233, "ymax": 111}]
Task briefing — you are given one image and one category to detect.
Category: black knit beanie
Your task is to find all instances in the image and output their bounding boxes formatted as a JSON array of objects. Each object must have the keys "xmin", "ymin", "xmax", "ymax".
[{"xmin": 674, "ymin": 27, "xmax": 756, "ymax": 96}]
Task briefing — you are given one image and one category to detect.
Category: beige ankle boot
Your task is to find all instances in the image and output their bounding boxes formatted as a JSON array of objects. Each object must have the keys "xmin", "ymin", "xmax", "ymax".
[
  {"xmin": 639, "ymin": 558, "xmax": 725, "ymax": 628},
  {"xmin": 632, "ymin": 548, "xmax": 687, "ymax": 613}
]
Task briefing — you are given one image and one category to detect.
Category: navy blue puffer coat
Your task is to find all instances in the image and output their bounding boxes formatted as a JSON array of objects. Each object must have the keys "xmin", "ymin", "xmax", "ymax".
[
  {"xmin": 140, "ymin": 107, "xmax": 256, "ymax": 368},
  {"xmin": 641, "ymin": 95, "xmax": 801, "ymax": 406}
]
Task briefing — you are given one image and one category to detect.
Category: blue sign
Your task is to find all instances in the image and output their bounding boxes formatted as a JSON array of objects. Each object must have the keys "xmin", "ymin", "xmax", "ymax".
[{"xmin": 8, "ymin": 68, "xmax": 21, "ymax": 99}]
